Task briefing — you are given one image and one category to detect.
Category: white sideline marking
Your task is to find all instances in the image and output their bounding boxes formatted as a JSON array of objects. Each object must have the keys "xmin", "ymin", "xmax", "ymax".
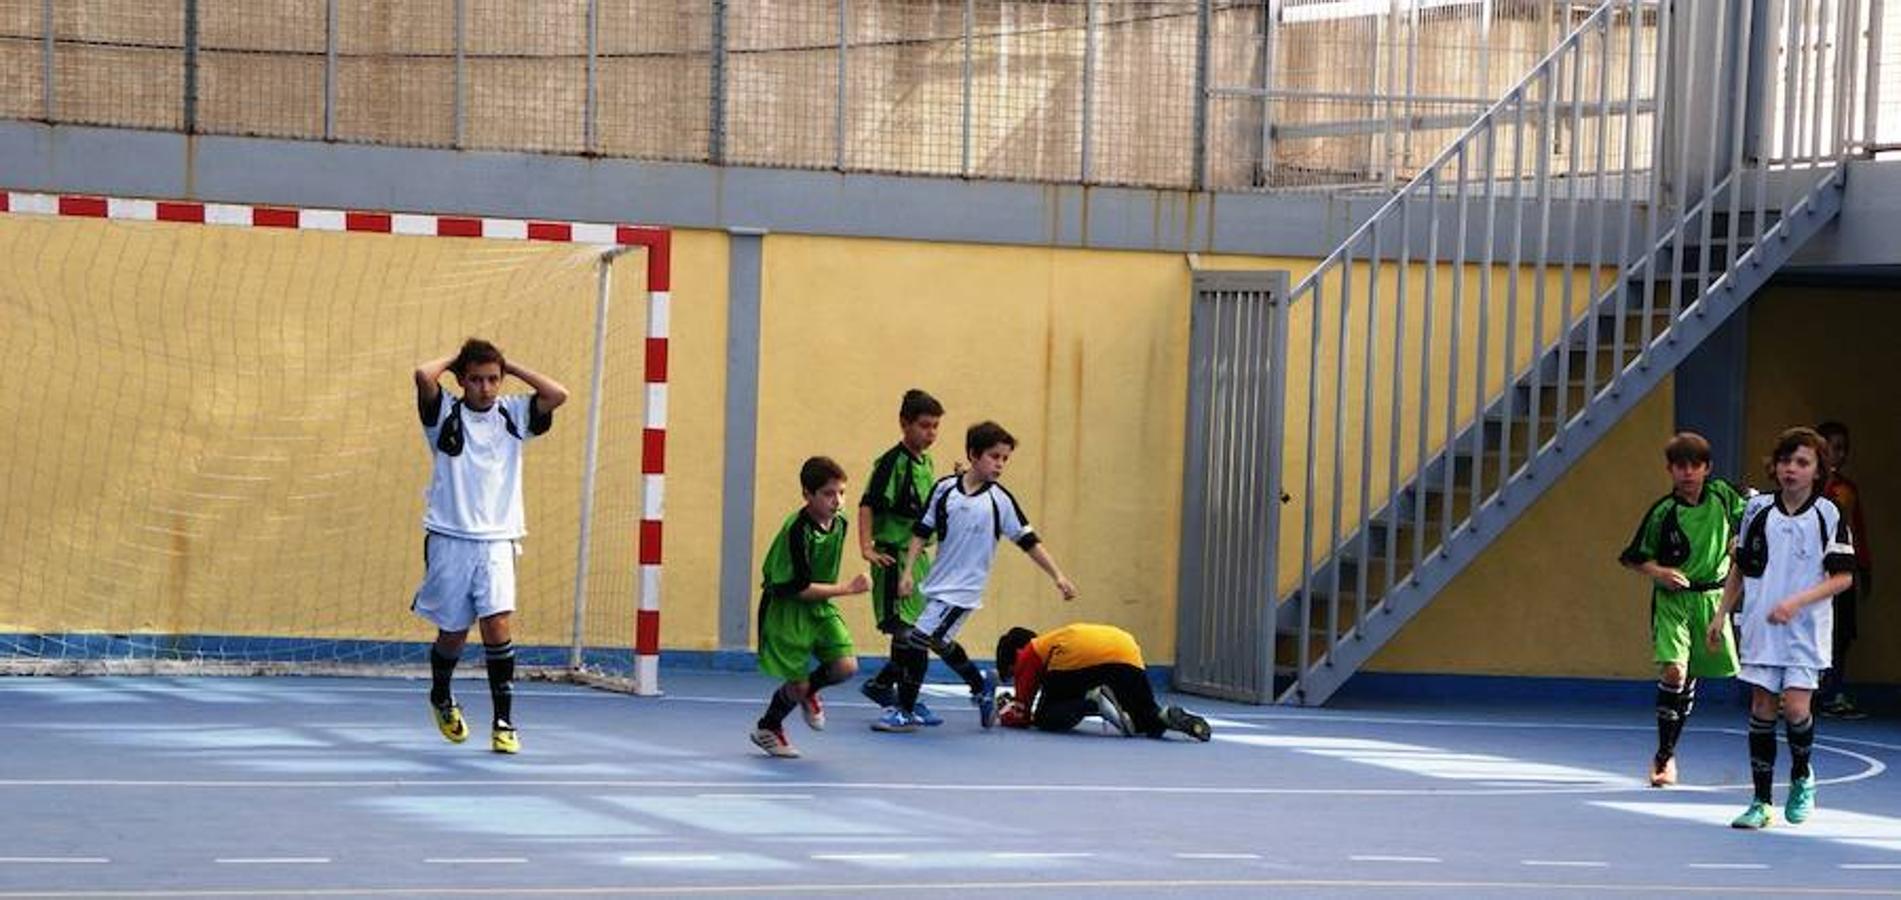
[
  {"xmin": 1352, "ymin": 855, "xmax": 1442, "ymax": 863},
  {"xmin": 214, "ymin": 857, "xmax": 331, "ymax": 864},
  {"xmin": 1175, "ymin": 852, "xmax": 1261, "ymax": 860},
  {"xmin": 1521, "ymin": 860, "xmax": 1609, "ymax": 868},
  {"xmin": 1688, "ymin": 863, "xmax": 1770, "ymax": 870},
  {"xmin": 423, "ymin": 858, "xmax": 526, "ymax": 865},
  {"xmin": 1840, "ymin": 863, "xmax": 1901, "ymax": 870},
  {"xmin": 696, "ymin": 793, "xmax": 813, "ymax": 800},
  {"xmin": 0, "ymin": 858, "xmax": 109, "ymax": 864}
]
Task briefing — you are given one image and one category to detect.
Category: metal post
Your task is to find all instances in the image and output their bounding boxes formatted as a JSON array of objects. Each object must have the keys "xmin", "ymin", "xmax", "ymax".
[
  {"xmin": 1867, "ymin": 0, "xmax": 1884, "ymax": 150},
  {"xmin": 836, "ymin": 0, "xmax": 849, "ymax": 170},
  {"xmin": 572, "ymin": 247, "xmax": 635, "ymax": 670},
  {"xmin": 184, "ymin": 0, "xmax": 199, "ymax": 132},
  {"xmin": 962, "ymin": 0, "xmax": 974, "ymax": 177},
  {"xmin": 453, "ymin": 0, "xmax": 466, "ymax": 148},
  {"xmin": 586, "ymin": 0, "xmax": 599, "ymax": 154},
  {"xmin": 1192, "ymin": 0, "xmax": 1212, "ymax": 189},
  {"xmin": 1082, "ymin": 0, "xmax": 1097, "ymax": 183},
  {"xmin": 710, "ymin": 0, "xmax": 727, "ymax": 164},
  {"xmin": 40, "ymin": 0, "xmax": 52, "ymax": 120},
  {"xmin": 324, "ymin": 0, "xmax": 338, "ymax": 140},
  {"xmin": 1258, "ymin": 1, "xmax": 1280, "ymax": 186}
]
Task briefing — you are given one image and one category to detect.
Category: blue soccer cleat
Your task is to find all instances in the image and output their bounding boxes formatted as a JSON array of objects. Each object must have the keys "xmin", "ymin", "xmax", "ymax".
[
  {"xmin": 912, "ymin": 699, "xmax": 944, "ymax": 727},
  {"xmin": 975, "ymin": 670, "xmax": 998, "ymax": 729}
]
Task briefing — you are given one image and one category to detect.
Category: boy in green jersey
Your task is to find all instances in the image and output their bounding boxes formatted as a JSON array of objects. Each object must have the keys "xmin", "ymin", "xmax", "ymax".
[
  {"xmin": 1619, "ymin": 431, "xmax": 1744, "ymax": 787},
  {"xmin": 857, "ymin": 389, "xmax": 946, "ymax": 726},
  {"xmin": 750, "ymin": 457, "xmax": 871, "ymax": 758}
]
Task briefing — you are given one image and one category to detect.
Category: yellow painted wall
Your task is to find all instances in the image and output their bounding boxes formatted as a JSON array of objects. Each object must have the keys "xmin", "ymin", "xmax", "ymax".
[
  {"xmin": 751, "ymin": 235, "xmax": 1220, "ymax": 659},
  {"xmin": 1743, "ymin": 285, "xmax": 1900, "ymax": 682}
]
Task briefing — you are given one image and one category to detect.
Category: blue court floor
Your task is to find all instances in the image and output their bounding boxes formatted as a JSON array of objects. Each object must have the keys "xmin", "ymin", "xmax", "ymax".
[{"xmin": 3, "ymin": 671, "xmax": 1900, "ymax": 897}]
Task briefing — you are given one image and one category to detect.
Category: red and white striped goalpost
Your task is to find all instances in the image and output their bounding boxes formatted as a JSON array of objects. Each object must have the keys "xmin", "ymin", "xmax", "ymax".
[{"xmin": 0, "ymin": 189, "xmax": 672, "ymax": 696}]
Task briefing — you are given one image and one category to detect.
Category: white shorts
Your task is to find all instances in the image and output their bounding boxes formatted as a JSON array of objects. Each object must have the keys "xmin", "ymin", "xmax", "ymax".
[
  {"xmin": 913, "ymin": 597, "xmax": 979, "ymax": 646},
  {"xmin": 411, "ymin": 533, "xmax": 518, "ymax": 632},
  {"xmin": 1738, "ymin": 664, "xmax": 1822, "ymax": 694}
]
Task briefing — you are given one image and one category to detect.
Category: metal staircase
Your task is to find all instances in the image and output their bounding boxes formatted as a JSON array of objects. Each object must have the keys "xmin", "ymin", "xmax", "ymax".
[{"xmin": 1175, "ymin": 0, "xmax": 1878, "ymax": 705}]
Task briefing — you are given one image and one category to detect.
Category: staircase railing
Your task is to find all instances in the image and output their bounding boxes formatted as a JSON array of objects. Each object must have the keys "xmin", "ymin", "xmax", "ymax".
[{"xmin": 1272, "ymin": 0, "xmax": 1877, "ymax": 704}]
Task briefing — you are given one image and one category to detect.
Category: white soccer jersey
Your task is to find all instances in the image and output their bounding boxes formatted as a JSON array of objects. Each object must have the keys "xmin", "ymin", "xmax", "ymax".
[
  {"xmin": 913, "ymin": 474, "xmax": 1038, "ymax": 609},
  {"xmin": 419, "ymin": 392, "xmax": 546, "ymax": 541},
  {"xmin": 1734, "ymin": 493, "xmax": 1855, "ymax": 669}
]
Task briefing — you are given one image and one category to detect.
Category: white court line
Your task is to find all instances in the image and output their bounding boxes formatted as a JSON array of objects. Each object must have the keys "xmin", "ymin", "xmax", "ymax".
[
  {"xmin": 0, "ymin": 858, "xmax": 109, "ymax": 864},
  {"xmin": 422, "ymin": 858, "xmax": 525, "ymax": 865},
  {"xmin": 696, "ymin": 793, "xmax": 813, "ymax": 800},
  {"xmin": 214, "ymin": 858, "xmax": 331, "ymax": 864},
  {"xmin": 1352, "ymin": 855, "xmax": 1442, "ymax": 863},
  {"xmin": 0, "ymin": 876, "xmax": 1893, "ymax": 897},
  {"xmin": 990, "ymin": 852, "xmax": 1094, "ymax": 860},
  {"xmin": 1840, "ymin": 863, "xmax": 1901, "ymax": 870},
  {"xmin": 1687, "ymin": 863, "xmax": 1770, "ymax": 870},
  {"xmin": 0, "ymin": 776, "xmax": 1743, "ymax": 798},
  {"xmin": 811, "ymin": 853, "xmax": 909, "ymax": 862},
  {"xmin": 1522, "ymin": 860, "xmax": 1609, "ymax": 868},
  {"xmin": 1175, "ymin": 852, "xmax": 1261, "ymax": 860}
]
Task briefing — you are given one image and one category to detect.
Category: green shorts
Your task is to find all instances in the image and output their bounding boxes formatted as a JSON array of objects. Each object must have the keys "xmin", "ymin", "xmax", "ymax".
[
  {"xmin": 757, "ymin": 596, "xmax": 855, "ymax": 681},
  {"xmin": 1652, "ymin": 589, "xmax": 1738, "ymax": 677},
  {"xmin": 870, "ymin": 546, "xmax": 930, "ymax": 634}
]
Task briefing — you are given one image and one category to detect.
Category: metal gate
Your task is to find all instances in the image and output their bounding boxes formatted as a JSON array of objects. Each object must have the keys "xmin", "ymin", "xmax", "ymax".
[{"xmin": 1174, "ymin": 269, "xmax": 1288, "ymax": 703}]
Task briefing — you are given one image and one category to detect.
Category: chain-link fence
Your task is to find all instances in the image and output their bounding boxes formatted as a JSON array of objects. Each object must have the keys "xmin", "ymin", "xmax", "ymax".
[{"xmin": 0, "ymin": 1, "xmax": 1889, "ymax": 191}]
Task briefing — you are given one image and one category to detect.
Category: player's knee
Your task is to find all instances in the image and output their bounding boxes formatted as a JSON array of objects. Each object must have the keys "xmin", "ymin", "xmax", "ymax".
[
  {"xmin": 1659, "ymin": 663, "xmax": 1686, "ymax": 689},
  {"xmin": 832, "ymin": 657, "xmax": 859, "ymax": 679}
]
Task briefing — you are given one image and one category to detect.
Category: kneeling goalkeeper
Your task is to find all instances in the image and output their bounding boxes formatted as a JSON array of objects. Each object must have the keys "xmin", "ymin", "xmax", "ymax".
[{"xmin": 994, "ymin": 623, "xmax": 1211, "ymax": 741}]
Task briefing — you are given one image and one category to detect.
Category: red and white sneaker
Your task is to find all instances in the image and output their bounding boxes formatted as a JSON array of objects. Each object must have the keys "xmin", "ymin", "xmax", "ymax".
[
  {"xmin": 801, "ymin": 692, "xmax": 826, "ymax": 731},
  {"xmin": 750, "ymin": 726, "xmax": 800, "ymax": 758}
]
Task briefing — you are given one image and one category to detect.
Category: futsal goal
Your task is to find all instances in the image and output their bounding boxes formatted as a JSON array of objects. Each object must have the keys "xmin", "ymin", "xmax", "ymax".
[{"xmin": 0, "ymin": 192, "xmax": 671, "ymax": 694}]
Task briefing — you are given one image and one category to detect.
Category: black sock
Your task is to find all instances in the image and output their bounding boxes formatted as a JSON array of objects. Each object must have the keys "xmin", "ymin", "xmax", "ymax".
[
  {"xmin": 758, "ymin": 684, "xmax": 798, "ymax": 730},
  {"xmin": 1655, "ymin": 682, "xmax": 1683, "ymax": 762},
  {"xmin": 938, "ymin": 641, "xmax": 985, "ymax": 693},
  {"xmin": 429, "ymin": 644, "xmax": 459, "ymax": 708},
  {"xmin": 896, "ymin": 646, "xmax": 929, "ymax": 712},
  {"xmin": 484, "ymin": 641, "xmax": 515, "ymax": 727},
  {"xmin": 1655, "ymin": 679, "xmax": 1696, "ymax": 761},
  {"xmin": 1748, "ymin": 715, "xmax": 1778, "ymax": 803},
  {"xmin": 871, "ymin": 660, "xmax": 901, "ymax": 687},
  {"xmin": 1788, "ymin": 716, "xmax": 1815, "ymax": 780},
  {"xmin": 807, "ymin": 663, "xmax": 847, "ymax": 694}
]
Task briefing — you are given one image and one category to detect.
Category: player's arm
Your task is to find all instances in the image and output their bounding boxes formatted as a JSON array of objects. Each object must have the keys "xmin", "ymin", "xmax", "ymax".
[
  {"xmin": 797, "ymin": 574, "xmax": 872, "ymax": 601},
  {"xmin": 1617, "ymin": 506, "xmax": 1686, "ymax": 589},
  {"xmin": 1767, "ymin": 572, "xmax": 1854, "ymax": 623},
  {"xmin": 413, "ymin": 354, "xmax": 454, "ymax": 417},
  {"xmin": 897, "ymin": 532, "xmax": 926, "ymax": 597},
  {"xmin": 1706, "ymin": 564, "xmax": 1743, "ymax": 650},
  {"xmin": 505, "ymin": 360, "xmax": 570, "ymax": 414},
  {"xmin": 1025, "ymin": 543, "xmax": 1078, "ymax": 602},
  {"xmin": 857, "ymin": 505, "xmax": 892, "ymax": 566},
  {"xmin": 1000, "ymin": 645, "xmax": 1046, "ymax": 728}
]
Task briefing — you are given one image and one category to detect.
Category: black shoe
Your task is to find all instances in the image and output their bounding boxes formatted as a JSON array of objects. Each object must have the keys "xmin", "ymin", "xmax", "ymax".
[{"xmin": 1161, "ymin": 705, "xmax": 1212, "ymax": 742}]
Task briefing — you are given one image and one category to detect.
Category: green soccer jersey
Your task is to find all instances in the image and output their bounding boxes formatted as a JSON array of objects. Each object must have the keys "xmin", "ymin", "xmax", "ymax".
[
  {"xmin": 1619, "ymin": 478, "xmax": 1747, "ymax": 591},
  {"xmin": 760, "ymin": 508, "xmax": 849, "ymax": 599},
  {"xmin": 861, "ymin": 444, "xmax": 936, "ymax": 548},
  {"xmin": 756, "ymin": 508, "xmax": 854, "ymax": 680}
]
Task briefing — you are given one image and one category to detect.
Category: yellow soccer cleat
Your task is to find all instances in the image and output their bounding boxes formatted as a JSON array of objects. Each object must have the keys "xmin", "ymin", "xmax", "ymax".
[
  {"xmin": 432, "ymin": 701, "xmax": 469, "ymax": 744},
  {"xmin": 491, "ymin": 724, "xmax": 521, "ymax": 755}
]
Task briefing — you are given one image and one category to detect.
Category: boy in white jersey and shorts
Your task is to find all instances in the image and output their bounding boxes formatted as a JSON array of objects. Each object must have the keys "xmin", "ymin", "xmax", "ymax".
[
  {"xmin": 412, "ymin": 339, "xmax": 568, "ymax": 754},
  {"xmin": 877, "ymin": 421, "xmax": 1077, "ymax": 732},
  {"xmin": 1708, "ymin": 427, "xmax": 1855, "ymax": 829}
]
